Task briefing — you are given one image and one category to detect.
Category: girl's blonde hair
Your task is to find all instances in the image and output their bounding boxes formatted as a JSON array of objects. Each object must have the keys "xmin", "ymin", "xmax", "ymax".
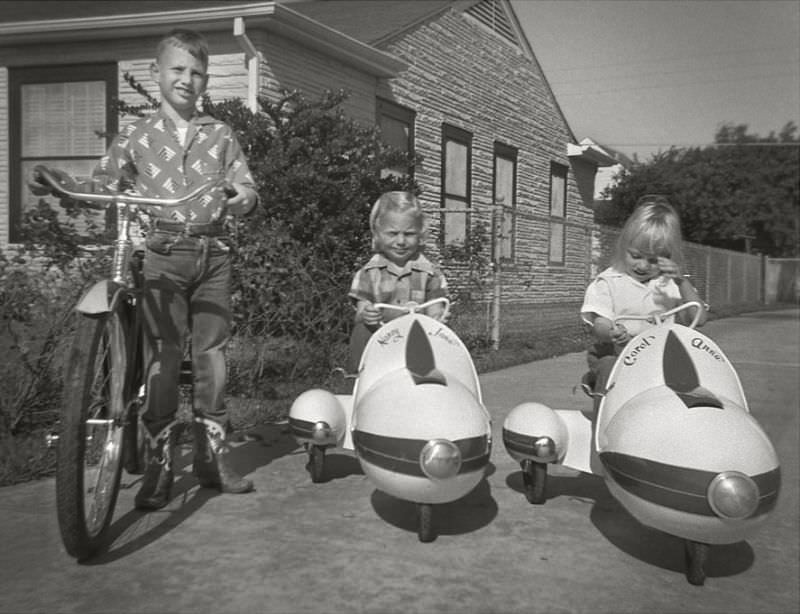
[
  {"xmin": 369, "ymin": 191, "xmax": 427, "ymax": 250},
  {"xmin": 613, "ymin": 195, "xmax": 684, "ymax": 269}
]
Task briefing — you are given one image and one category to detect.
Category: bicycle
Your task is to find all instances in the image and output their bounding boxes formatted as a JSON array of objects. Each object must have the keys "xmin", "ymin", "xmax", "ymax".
[{"xmin": 33, "ymin": 166, "xmax": 218, "ymax": 560}]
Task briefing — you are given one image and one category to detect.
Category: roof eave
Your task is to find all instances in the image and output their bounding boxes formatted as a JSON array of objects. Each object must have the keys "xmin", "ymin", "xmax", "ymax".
[
  {"xmin": 567, "ymin": 143, "xmax": 619, "ymax": 167},
  {"xmin": 0, "ymin": 1, "xmax": 406, "ymax": 78}
]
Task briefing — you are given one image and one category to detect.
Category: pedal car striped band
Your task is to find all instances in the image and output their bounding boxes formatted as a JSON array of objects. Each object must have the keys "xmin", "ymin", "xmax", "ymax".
[
  {"xmin": 352, "ymin": 430, "xmax": 490, "ymax": 477},
  {"xmin": 288, "ymin": 416, "xmax": 315, "ymax": 439},
  {"xmin": 502, "ymin": 427, "xmax": 548, "ymax": 457},
  {"xmin": 600, "ymin": 451, "xmax": 780, "ymax": 517}
]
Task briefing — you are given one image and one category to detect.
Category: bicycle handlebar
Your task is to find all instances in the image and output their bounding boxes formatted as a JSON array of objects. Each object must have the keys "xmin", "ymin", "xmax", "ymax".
[{"xmin": 33, "ymin": 165, "xmax": 217, "ymax": 208}]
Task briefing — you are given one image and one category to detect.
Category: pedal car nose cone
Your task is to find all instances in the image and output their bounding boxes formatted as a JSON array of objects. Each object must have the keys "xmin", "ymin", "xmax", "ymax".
[
  {"xmin": 707, "ymin": 471, "xmax": 759, "ymax": 519},
  {"xmin": 420, "ymin": 439, "xmax": 462, "ymax": 480}
]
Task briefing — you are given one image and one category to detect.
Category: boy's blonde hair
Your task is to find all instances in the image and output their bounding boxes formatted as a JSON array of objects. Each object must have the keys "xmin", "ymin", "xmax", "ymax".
[
  {"xmin": 369, "ymin": 191, "xmax": 427, "ymax": 250},
  {"xmin": 156, "ymin": 28, "xmax": 209, "ymax": 70},
  {"xmin": 613, "ymin": 195, "xmax": 684, "ymax": 269}
]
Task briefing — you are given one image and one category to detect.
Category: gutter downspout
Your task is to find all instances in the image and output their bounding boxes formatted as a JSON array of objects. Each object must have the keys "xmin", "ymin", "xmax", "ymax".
[{"xmin": 233, "ymin": 16, "xmax": 260, "ymax": 112}]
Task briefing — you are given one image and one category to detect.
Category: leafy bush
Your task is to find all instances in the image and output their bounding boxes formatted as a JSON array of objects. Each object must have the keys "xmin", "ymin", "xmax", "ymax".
[
  {"xmin": 0, "ymin": 201, "xmax": 109, "ymax": 437},
  {"xmin": 0, "ymin": 430, "xmax": 56, "ymax": 486}
]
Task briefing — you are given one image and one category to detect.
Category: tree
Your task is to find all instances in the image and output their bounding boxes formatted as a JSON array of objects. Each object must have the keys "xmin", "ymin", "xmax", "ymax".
[{"xmin": 606, "ymin": 122, "xmax": 799, "ymax": 256}]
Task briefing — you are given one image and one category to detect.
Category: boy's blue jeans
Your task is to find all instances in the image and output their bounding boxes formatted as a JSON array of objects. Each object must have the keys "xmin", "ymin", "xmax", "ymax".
[{"xmin": 141, "ymin": 233, "xmax": 232, "ymax": 436}]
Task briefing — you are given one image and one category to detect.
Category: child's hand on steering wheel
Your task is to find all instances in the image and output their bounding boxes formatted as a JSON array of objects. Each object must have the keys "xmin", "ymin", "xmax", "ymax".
[
  {"xmin": 610, "ymin": 323, "xmax": 630, "ymax": 346},
  {"xmin": 359, "ymin": 303, "xmax": 382, "ymax": 327}
]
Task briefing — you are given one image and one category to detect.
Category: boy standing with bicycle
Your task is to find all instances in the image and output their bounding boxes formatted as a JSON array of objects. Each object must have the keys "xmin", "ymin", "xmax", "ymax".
[{"xmin": 33, "ymin": 28, "xmax": 259, "ymax": 510}]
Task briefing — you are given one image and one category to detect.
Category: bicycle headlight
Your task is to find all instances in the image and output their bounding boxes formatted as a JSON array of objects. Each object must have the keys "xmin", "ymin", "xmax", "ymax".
[
  {"xmin": 420, "ymin": 439, "xmax": 462, "ymax": 480},
  {"xmin": 707, "ymin": 471, "xmax": 759, "ymax": 519}
]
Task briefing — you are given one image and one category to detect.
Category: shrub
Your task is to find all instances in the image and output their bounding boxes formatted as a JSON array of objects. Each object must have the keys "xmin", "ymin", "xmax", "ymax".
[
  {"xmin": 199, "ymin": 90, "xmax": 420, "ymax": 391},
  {"xmin": 0, "ymin": 201, "xmax": 108, "ymax": 436},
  {"xmin": 0, "ymin": 430, "xmax": 56, "ymax": 486}
]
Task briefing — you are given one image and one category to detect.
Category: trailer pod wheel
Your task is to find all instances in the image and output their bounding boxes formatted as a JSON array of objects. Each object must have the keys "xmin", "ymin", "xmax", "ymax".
[
  {"xmin": 521, "ymin": 459, "xmax": 547, "ymax": 504},
  {"xmin": 685, "ymin": 540, "xmax": 709, "ymax": 586},
  {"xmin": 417, "ymin": 503, "xmax": 435, "ymax": 543},
  {"xmin": 308, "ymin": 445, "xmax": 325, "ymax": 483}
]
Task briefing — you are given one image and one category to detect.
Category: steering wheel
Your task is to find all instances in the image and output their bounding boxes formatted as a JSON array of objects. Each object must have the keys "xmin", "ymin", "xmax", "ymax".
[
  {"xmin": 372, "ymin": 297, "xmax": 451, "ymax": 323},
  {"xmin": 614, "ymin": 301, "xmax": 704, "ymax": 330}
]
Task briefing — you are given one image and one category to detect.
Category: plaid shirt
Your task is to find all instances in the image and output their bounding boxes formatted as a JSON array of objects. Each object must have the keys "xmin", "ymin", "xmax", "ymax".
[
  {"xmin": 92, "ymin": 109, "xmax": 255, "ymax": 225},
  {"xmin": 349, "ymin": 253, "xmax": 448, "ymax": 307}
]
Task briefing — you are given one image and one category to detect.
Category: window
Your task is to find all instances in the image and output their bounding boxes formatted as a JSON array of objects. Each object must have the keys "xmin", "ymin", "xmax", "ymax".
[
  {"xmin": 494, "ymin": 142, "xmax": 517, "ymax": 260},
  {"xmin": 376, "ymin": 98, "xmax": 415, "ymax": 179},
  {"xmin": 549, "ymin": 162, "xmax": 567, "ymax": 265},
  {"xmin": 9, "ymin": 63, "xmax": 118, "ymax": 242},
  {"xmin": 441, "ymin": 124, "xmax": 472, "ymax": 245}
]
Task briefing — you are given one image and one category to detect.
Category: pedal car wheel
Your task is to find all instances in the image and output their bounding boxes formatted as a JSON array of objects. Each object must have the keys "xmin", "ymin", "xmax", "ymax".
[
  {"xmin": 521, "ymin": 459, "xmax": 547, "ymax": 504},
  {"xmin": 417, "ymin": 503, "xmax": 435, "ymax": 543},
  {"xmin": 684, "ymin": 540, "xmax": 709, "ymax": 586},
  {"xmin": 308, "ymin": 445, "xmax": 325, "ymax": 483}
]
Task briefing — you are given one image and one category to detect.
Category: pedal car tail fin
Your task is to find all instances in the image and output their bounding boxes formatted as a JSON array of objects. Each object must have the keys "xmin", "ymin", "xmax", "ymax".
[{"xmin": 406, "ymin": 320, "xmax": 447, "ymax": 386}]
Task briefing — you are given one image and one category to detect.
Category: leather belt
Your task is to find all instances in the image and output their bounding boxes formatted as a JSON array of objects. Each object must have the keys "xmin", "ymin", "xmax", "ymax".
[{"xmin": 152, "ymin": 220, "xmax": 224, "ymax": 236}]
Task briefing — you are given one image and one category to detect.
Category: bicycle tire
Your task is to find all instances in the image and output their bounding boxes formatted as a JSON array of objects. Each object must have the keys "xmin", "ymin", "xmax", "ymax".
[
  {"xmin": 122, "ymin": 345, "xmax": 146, "ymax": 475},
  {"xmin": 56, "ymin": 303, "xmax": 130, "ymax": 560},
  {"xmin": 123, "ymin": 252, "xmax": 147, "ymax": 475}
]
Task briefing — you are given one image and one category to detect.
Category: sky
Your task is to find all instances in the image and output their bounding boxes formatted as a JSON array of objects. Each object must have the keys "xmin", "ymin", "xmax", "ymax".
[{"xmin": 510, "ymin": 0, "xmax": 800, "ymax": 162}]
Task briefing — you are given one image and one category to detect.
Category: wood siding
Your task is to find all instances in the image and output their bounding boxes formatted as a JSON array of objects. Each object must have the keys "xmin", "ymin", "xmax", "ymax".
[{"xmin": 374, "ymin": 8, "xmax": 593, "ymax": 305}]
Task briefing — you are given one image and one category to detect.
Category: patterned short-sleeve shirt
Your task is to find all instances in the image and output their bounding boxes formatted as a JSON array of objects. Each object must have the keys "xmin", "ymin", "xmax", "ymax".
[
  {"xmin": 92, "ymin": 109, "xmax": 255, "ymax": 225},
  {"xmin": 349, "ymin": 253, "xmax": 448, "ymax": 307}
]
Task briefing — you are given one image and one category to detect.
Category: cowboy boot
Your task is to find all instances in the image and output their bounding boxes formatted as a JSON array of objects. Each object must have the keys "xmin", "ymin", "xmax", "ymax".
[
  {"xmin": 134, "ymin": 422, "xmax": 176, "ymax": 510},
  {"xmin": 192, "ymin": 417, "xmax": 253, "ymax": 494}
]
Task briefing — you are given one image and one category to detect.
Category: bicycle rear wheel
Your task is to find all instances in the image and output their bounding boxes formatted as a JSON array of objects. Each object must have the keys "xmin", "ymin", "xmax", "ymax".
[{"xmin": 56, "ymin": 303, "xmax": 130, "ymax": 560}]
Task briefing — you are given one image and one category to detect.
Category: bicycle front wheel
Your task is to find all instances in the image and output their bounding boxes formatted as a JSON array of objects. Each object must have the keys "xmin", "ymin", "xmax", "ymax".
[{"xmin": 56, "ymin": 304, "xmax": 130, "ymax": 560}]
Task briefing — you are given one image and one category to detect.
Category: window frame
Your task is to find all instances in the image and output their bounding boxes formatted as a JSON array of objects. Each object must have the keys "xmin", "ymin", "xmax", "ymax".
[
  {"xmin": 440, "ymin": 123, "xmax": 472, "ymax": 246},
  {"xmin": 548, "ymin": 161, "xmax": 568, "ymax": 266},
  {"xmin": 493, "ymin": 141, "xmax": 517, "ymax": 262},
  {"xmin": 376, "ymin": 97, "xmax": 415, "ymax": 179},
  {"xmin": 9, "ymin": 63, "xmax": 118, "ymax": 243}
]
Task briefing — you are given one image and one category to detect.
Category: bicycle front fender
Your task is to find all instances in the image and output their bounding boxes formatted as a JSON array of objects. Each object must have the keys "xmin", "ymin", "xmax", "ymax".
[{"xmin": 75, "ymin": 280, "xmax": 126, "ymax": 315}]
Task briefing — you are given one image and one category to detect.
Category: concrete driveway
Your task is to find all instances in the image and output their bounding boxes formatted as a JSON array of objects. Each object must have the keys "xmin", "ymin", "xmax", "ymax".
[{"xmin": 1, "ymin": 309, "xmax": 797, "ymax": 614}]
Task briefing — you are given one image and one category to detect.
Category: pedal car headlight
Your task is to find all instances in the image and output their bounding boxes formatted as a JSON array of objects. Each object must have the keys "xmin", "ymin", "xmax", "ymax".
[
  {"xmin": 420, "ymin": 439, "xmax": 462, "ymax": 480},
  {"xmin": 311, "ymin": 421, "xmax": 335, "ymax": 446},
  {"xmin": 707, "ymin": 471, "xmax": 759, "ymax": 519},
  {"xmin": 531, "ymin": 436, "xmax": 558, "ymax": 463}
]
